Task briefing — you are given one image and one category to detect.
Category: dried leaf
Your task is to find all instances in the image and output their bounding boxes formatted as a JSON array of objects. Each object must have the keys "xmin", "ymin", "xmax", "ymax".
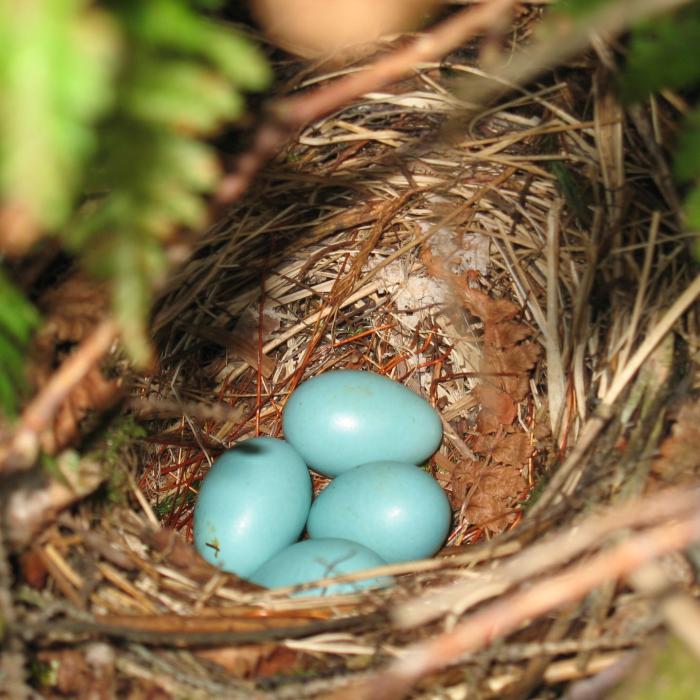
[
  {"xmin": 472, "ymin": 432, "xmax": 532, "ymax": 465},
  {"xmin": 464, "ymin": 490, "xmax": 516, "ymax": 533},
  {"xmin": 476, "ymin": 409, "xmax": 504, "ymax": 433},
  {"xmin": 459, "ymin": 286, "xmax": 520, "ymax": 325},
  {"xmin": 453, "ymin": 460, "xmax": 528, "ymax": 534},
  {"xmin": 472, "ymin": 384, "xmax": 517, "ymax": 427},
  {"xmin": 197, "ymin": 644, "xmax": 304, "ymax": 678},
  {"xmin": 483, "ymin": 341, "xmax": 541, "ymax": 401},
  {"xmin": 196, "ymin": 644, "xmax": 276, "ymax": 678},
  {"xmin": 19, "ymin": 547, "xmax": 48, "ymax": 589},
  {"xmin": 652, "ymin": 400, "xmax": 700, "ymax": 483},
  {"xmin": 42, "ymin": 366, "xmax": 121, "ymax": 454},
  {"xmin": 28, "ymin": 272, "xmax": 118, "ymax": 453},
  {"xmin": 37, "ymin": 646, "xmax": 115, "ymax": 700},
  {"xmin": 484, "ymin": 320, "xmax": 533, "ymax": 348},
  {"xmin": 38, "ymin": 272, "xmax": 108, "ymax": 344}
]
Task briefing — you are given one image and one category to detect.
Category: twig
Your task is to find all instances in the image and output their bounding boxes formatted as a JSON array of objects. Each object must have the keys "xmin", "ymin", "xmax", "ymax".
[
  {"xmin": 443, "ymin": 0, "xmax": 692, "ymax": 137},
  {"xmin": 350, "ymin": 497, "xmax": 700, "ymax": 699},
  {"xmin": 0, "ymin": 520, "xmax": 30, "ymax": 698},
  {"xmin": 0, "ymin": 320, "xmax": 118, "ymax": 475},
  {"xmin": 394, "ymin": 486, "xmax": 700, "ymax": 629},
  {"xmin": 215, "ymin": 0, "xmax": 519, "ymax": 203},
  {"xmin": 23, "ymin": 610, "xmax": 384, "ymax": 648},
  {"xmin": 528, "ymin": 271, "xmax": 700, "ymax": 515},
  {"xmin": 630, "ymin": 562, "xmax": 700, "ymax": 660},
  {"xmin": 545, "ymin": 198, "xmax": 566, "ymax": 438}
]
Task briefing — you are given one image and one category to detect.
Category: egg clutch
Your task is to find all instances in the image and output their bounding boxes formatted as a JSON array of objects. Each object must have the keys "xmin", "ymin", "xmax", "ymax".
[{"xmin": 193, "ymin": 370, "xmax": 451, "ymax": 595}]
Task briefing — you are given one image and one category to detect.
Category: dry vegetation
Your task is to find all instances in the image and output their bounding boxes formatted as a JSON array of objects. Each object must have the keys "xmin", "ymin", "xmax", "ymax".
[{"xmin": 4, "ymin": 2, "xmax": 700, "ymax": 699}]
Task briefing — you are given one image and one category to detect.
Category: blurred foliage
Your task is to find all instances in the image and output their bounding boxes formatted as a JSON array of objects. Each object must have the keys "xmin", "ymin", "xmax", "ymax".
[
  {"xmin": 553, "ymin": 0, "xmax": 700, "ymax": 239},
  {"xmin": 0, "ymin": 268, "xmax": 39, "ymax": 416},
  {"xmin": 0, "ymin": 0, "xmax": 270, "ymax": 414},
  {"xmin": 609, "ymin": 636, "xmax": 700, "ymax": 700},
  {"xmin": 621, "ymin": 0, "xmax": 700, "ymax": 235},
  {"xmin": 619, "ymin": 1, "xmax": 700, "ymax": 236}
]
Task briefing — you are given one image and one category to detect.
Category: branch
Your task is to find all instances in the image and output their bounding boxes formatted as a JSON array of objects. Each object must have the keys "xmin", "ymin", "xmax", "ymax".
[
  {"xmin": 337, "ymin": 487, "xmax": 700, "ymax": 700},
  {"xmin": 215, "ymin": 0, "xmax": 519, "ymax": 203},
  {"xmin": 0, "ymin": 320, "xmax": 118, "ymax": 475}
]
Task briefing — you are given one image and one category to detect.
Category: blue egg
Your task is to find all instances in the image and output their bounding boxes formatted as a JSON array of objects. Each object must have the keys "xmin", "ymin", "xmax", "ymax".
[
  {"xmin": 193, "ymin": 437, "xmax": 311, "ymax": 577},
  {"xmin": 282, "ymin": 370, "xmax": 442, "ymax": 477},
  {"xmin": 249, "ymin": 538, "xmax": 392, "ymax": 596},
  {"xmin": 307, "ymin": 461, "xmax": 451, "ymax": 563}
]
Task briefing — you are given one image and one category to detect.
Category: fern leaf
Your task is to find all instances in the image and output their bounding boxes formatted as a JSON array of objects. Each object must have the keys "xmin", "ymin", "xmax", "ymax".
[
  {"xmin": 0, "ymin": 0, "xmax": 117, "ymax": 244},
  {"xmin": 0, "ymin": 268, "xmax": 40, "ymax": 416}
]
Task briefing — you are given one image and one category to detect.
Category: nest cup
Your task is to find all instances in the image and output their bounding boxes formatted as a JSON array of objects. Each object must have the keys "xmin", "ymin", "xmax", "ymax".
[{"xmin": 24, "ymin": 16, "xmax": 700, "ymax": 699}]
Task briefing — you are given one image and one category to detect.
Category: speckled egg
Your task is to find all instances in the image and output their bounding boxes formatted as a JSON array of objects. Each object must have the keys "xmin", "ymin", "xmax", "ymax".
[
  {"xmin": 282, "ymin": 370, "xmax": 442, "ymax": 477},
  {"xmin": 249, "ymin": 538, "xmax": 392, "ymax": 596},
  {"xmin": 193, "ymin": 437, "xmax": 311, "ymax": 577},
  {"xmin": 307, "ymin": 461, "xmax": 452, "ymax": 562}
]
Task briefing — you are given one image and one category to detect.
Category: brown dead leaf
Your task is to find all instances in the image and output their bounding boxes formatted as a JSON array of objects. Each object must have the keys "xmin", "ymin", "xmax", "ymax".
[
  {"xmin": 459, "ymin": 286, "xmax": 520, "ymax": 325},
  {"xmin": 39, "ymin": 272, "xmax": 108, "ymax": 344},
  {"xmin": 19, "ymin": 547, "xmax": 48, "ymax": 589},
  {"xmin": 37, "ymin": 647, "xmax": 115, "ymax": 699},
  {"xmin": 472, "ymin": 384, "xmax": 517, "ymax": 427},
  {"xmin": 476, "ymin": 409, "xmax": 503, "ymax": 433},
  {"xmin": 484, "ymin": 320, "xmax": 533, "ymax": 348},
  {"xmin": 483, "ymin": 341, "xmax": 541, "ymax": 401},
  {"xmin": 29, "ymin": 272, "xmax": 118, "ymax": 454},
  {"xmin": 41, "ymin": 365, "xmax": 121, "ymax": 454},
  {"xmin": 196, "ymin": 644, "xmax": 276, "ymax": 678},
  {"xmin": 651, "ymin": 400, "xmax": 700, "ymax": 484},
  {"xmin": 464, "ymin": 490, "xmax": 516, "ymax": 533},
  {"xmin": 472, "ymin": 432, "xmax": 532, "ymax": 466},
  {"xmin": 453, "ymin": 461, "xmax": 528, "ymax": 534},
  {"xmin": 197, "ymin": 644, "xmax": 306, "ymax": 679}
]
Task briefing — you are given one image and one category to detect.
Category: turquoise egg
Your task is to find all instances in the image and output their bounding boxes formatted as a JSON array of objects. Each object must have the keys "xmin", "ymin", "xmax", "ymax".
[
  {"xmin": 307, "ymin": 461, "xmax": 452, "ymax": 563},
  {"xmin": 193, "ymin": 437, "xmax": 311, "ymax": 577},
  {"xmin": 282, "ymin": 370, "xmax": 442, "ymax": 477},
  {"xmin": 249, "ymin": 538, "xmax": 392, "ymax": 596}
]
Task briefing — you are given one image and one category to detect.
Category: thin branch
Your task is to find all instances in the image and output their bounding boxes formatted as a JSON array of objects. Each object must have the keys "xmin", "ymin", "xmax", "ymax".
[
  {"xmin": 394, "ymin": 486, "xmax": 700, "ymax": 629},
  {"xmin": 348, "ymin": 491, "xmax": 700, "ymax": 699},
  {"xmin": 0, "ymin": 320, "xmax": 118, "ymax": 475},
  {"xmin": 215, "ymin": 0, "xmax": 519, "ymax": 203}
]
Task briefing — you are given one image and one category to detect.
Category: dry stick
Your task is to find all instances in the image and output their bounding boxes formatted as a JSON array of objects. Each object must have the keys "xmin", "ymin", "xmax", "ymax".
[
  {"xmin": 394, "ymin": 486, "xmax": 700, "ymax": 628},
  {"xmin": 629, "ymin": 562, "xmax": 700, "ymax": 661},
  {"xmin": 528, "ymin": 271, "xmax": 700, "ymax": 516},
  {"xmin": 215, "ymin": 0, "xmax": 519, "ymax": 203},
  {"xmin": 0, "ymin": 320, "xmax": 118, "ymax": 475},
  {"xmin": 353, "ymin": 505, "xmax": 700, "ymax": 700},
  {"xmin": 545, "ymin": 198, "xmax": 566, "ymax": 438}
]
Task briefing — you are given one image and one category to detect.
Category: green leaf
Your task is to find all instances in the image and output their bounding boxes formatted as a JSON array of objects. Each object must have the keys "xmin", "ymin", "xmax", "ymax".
[
  {"xmin": 674, "ymin": 107, "xmax": 700, "ymax": 183},
  {"xmin": 0, "ymin": 0, "xmax": 118, "ymax": 234},
  {"xmin": 0, "ymin": 268, "xmax": 40, "ymax": 416},
  {"xmin": 123, "ymin": 58, "xmax": 244, "ymax": 131},
  {"xmin": 116, "ymin": 0, "xmax": 271, "ymax": 91},
  {"xmin": 621, "ymin": 2, "xmax": 700, "ymax": 102}
]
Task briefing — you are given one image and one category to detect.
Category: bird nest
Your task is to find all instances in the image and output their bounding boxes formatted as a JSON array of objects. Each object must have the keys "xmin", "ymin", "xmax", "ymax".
[{"xmin": 10, "ymin": 19, "xmax": 700, "ymax": 700}]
